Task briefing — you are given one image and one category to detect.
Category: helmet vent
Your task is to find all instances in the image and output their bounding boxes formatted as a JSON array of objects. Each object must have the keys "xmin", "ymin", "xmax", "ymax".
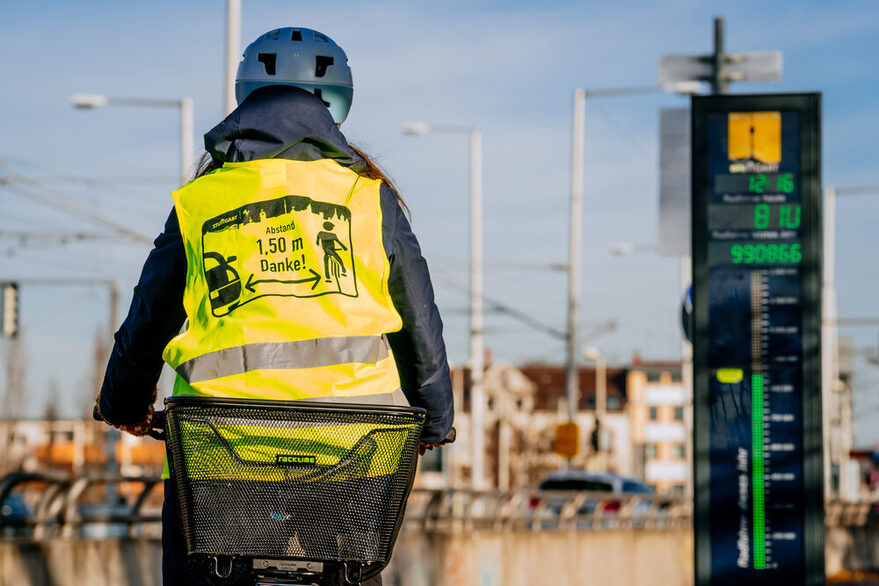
[
  {"xmin": 291, "ymin": 30, "xmax": 303, "ymax": 41},
  {"xmin": 313, "ymin": 89, "xmax": 331, "ymax": 108},
  {"xmin": 257, "ymin": 53, "xmax": 277, "ymax": 75},
  {"xmin": 313, "ymin": 32, "xmax": 329, "ymax": 43},
  {"xmin": 315, "ymin": 55, "xmax": 334, "ymax": 77},
  {"xmin": 265, "ymin": 29, "xmax": 281, "ymax": 40}
]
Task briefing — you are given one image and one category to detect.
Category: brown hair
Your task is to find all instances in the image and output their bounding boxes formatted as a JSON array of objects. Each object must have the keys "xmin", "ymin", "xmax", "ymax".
[
  {"xmin": 194, "ymin": 146, "xmax": 409, "ymax": 215},
  {"xmin": 194, "ymin": 152, "xmax": 220, "ymax": 178},
  {"xmin": 348, "ymin": 144, "xmax": 409, "ymax": 215}
]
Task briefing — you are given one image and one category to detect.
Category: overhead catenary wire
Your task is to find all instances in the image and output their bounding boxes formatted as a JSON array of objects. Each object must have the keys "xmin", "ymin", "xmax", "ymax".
[
  {"xmin": 0, "ymin": 230, "xmax": 122, "ymax": 243},
  {"xmin": 21, "ymin": 175, "xmax": 178, "ymax": 185},
  {"xmin": 0, "ymin": 165, "xmax": 153, "ymax": 244},
  {"xmin": 434, "ymin": 271, "xmax": 566, "ymax": 340}
]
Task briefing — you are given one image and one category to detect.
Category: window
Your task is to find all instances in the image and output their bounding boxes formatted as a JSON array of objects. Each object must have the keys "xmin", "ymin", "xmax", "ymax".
[
  {"xmin": 674, "ymin": 407, "xmax": 684, "ymax": 421},
  {"xmin": 645, "ymin": 444, "xmax": 658, "ymax": 459},
  {"xmin": 649, "ymin": 406, "xmax": 658, "ymax": 421},
  {"xmin": 672, "ymin": 444, "xmax": 686, "ymax": 459}
]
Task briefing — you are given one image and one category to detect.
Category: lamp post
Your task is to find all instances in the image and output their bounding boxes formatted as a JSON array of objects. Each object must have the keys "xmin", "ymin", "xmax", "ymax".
[
  {"xmin": 71, "ymin": 94, "xmax": 194, "ymax": 185},
  {"xmin": 582, "ymin": 346, "xmax": 607, "ymax": 421},
  {"xmin": 565, "ymin": 82, "xmax": 701, "ymax": 427},
  {"xmin": 402, "ymin": 122, "xmax": 484, "ymax": 490},
  {"xmin": 225, "ymin": 0, "xmax": 241, "ymax": 116}
]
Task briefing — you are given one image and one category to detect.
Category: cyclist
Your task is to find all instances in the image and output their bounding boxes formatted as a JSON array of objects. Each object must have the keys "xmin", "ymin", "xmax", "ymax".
[{"xmin": 94, "ymin": 27, "xmax": 454, "ymax": 585}]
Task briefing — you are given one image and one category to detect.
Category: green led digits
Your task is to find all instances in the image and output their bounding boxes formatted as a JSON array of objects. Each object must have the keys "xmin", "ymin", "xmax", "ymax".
[
  {"xmin": 752, "ymin": 204, "xmax": 801, "ymax": 230},
  {"xmin": 779, "ymin": 205, "xmax": 800, "ymax": 229},
  {"xmin": 749, "ymin": 175, "xmax": 770, "ymax": 194},
  {"xmin": 730, "ymin": 243, "xmax": 801, "ymax": 264},
  {"xmin": 754, "ymin": 204, "xmax": 770, "ymax": 229},
  {"xmin": 748, "ymin": 173, "xmax": 794, "ymax": 194}
]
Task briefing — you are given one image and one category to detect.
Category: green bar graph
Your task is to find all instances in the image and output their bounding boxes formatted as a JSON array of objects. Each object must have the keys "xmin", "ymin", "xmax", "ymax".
[{"xmin": 752, "ymin": 372, "xmax": 766, "ymax": 569}]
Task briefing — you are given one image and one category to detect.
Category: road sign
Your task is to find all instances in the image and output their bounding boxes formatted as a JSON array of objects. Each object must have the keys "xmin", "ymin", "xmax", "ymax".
[
  {"xmin": 660, "ymin": 52, "xmax": 782, "ymax": 86},
  {"xmin": 659, "ymin": 107, "xmax": 691, "ymax": 256},
  {"xmin": 691, "ymin": 94, "xmax": 823, "ymax": 585},
  {"xmin": 554, "ymin": 422, "xmax": 580, "ymax": 458}
]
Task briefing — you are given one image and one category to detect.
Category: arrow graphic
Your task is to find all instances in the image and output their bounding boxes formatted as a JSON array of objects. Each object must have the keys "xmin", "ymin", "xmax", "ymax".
[{"xmin": 245, "ymin": 268, "xmax": 322, "ymax": 293}]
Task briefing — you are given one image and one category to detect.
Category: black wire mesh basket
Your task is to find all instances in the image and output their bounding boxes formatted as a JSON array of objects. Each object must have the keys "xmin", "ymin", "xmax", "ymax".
[{"xmin": 164, "ymin": 396, "xmax": 425, "ymax": 567}]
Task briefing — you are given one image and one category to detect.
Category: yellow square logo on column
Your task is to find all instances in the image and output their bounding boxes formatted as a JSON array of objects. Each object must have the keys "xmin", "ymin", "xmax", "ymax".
[{"xmin": 728, "ymin": 111, "xmax": 781, "ymax": 170}]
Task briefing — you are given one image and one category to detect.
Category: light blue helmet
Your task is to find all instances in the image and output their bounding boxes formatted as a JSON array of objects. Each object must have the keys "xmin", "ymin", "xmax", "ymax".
[{"xmin": 235, "ymin": 27, "xmax": 354, "ymax": 124}]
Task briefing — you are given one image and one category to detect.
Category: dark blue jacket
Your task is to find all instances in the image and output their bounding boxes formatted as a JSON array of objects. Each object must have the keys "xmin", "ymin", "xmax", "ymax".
[{"xmin": 99, "ymin": 86, "xmax": 454, "ymax": 442}]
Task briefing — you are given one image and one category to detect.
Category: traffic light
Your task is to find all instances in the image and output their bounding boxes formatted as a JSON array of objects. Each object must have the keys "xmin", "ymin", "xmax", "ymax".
[
  {"xmin": 590, "ymin": 419, "xmax": 601, "ymax": 453},
  {"xmin": 2, "ymin": 282, "xmax": 19, "ymax": 338}
]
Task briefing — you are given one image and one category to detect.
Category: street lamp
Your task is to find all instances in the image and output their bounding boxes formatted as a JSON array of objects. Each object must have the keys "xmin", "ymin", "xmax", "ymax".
[
  {"xmin": 565, "ymin": 81, "xmax": 701, "ymax": 426},
  {"xmin": 71, "ymin": 93, "xmax": 194, "ymax": 185},
  {"xmin": 402, "ymin": 121, "xmax": 484, "ymax": 490}
]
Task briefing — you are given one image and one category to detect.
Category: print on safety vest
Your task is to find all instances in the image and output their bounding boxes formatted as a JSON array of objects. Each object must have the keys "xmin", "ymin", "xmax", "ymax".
[{"xmin": 201, "ymin": 195, "xmax": 358, "ymax": 316}]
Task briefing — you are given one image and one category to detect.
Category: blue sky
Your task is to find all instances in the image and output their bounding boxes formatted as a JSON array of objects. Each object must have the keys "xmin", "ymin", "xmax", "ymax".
[{"xmin": 2, "ymin": 1, "xmax": 879, "ymax": 441}]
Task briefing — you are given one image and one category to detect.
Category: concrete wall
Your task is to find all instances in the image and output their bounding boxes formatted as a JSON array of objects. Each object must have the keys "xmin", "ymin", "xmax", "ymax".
[
  {"xmin": 0, "ymin": 529, "xmax": 693, "ymax": 586},
  {"xmin": 0, "ymin": 539, "xmax": 161, "ymax": 586},
  {"xmin": 386, "ymin": 529, "xmax": 694, "ymax": 586},
  {"xmin": 3, "ymin": 526, "xmax": 878, "ymax": 585}
]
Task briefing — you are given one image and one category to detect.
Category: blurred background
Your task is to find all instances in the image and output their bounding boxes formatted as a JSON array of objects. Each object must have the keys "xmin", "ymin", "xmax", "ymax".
[{"xmin": 1, "ymin": 1, "xmax": 878, "ymax": 585}]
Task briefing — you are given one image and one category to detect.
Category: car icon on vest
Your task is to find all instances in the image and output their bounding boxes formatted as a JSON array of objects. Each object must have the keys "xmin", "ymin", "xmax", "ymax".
[{"xmin": 204, "ymin": 251, "xmax": 242, "ymax": 313}]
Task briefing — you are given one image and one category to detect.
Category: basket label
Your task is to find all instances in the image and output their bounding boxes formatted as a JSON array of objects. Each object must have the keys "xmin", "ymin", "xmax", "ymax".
[{"xmin": 275, "ymin": 454, "xmax": 317, "ymax": 466}]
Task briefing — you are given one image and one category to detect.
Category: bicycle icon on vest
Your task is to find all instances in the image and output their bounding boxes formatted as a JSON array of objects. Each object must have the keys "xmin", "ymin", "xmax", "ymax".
[{"xmin": 316, "ymin": 222, "xmax": 348, "ymax": 286}]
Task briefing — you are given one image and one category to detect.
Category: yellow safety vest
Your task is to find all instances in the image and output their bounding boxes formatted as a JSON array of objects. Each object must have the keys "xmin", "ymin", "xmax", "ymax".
[{"xmin": 163, "ymin": 158, "xmax": 403, "ymax": 401}]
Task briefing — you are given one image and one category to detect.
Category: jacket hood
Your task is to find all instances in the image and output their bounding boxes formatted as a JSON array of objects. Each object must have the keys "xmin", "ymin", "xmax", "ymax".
[{"xmin": 204, "ymin": 85, "xmax": 363, "ymax": 169}]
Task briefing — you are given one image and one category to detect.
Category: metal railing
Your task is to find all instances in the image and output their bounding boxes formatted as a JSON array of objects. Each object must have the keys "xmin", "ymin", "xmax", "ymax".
[
  {"xmin": 0, "ymin": 472, "xmax": 162, "ymax": 539},
  {"xmin": 5, "ymin": 472, "xmax": 877, "ymax": 539},
  {"xmin": 404, "ymin": 488, "xmax": 691, "ymax": 532}
]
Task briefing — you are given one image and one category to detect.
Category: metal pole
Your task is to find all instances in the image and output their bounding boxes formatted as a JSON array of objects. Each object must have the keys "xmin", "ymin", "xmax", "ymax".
[
  {"xmin": 225, "ymin": 0, "xmax": 242, "ymax": 116},
  {"xmin": 822, "ymin": 187, "xmax": 837, "ymax": 498},
  {"xmin": 681, "ymin": 255, "xmax": 694, "ymax": 497},
  {"xmin": 596, "ymin": 352, "xmax": 606, "ymax": 468},
  {"xmin": 712, "ymin": 18, "xmax": 729, "ymax": 95},
  {"xmin": 180, "ymin": 97, "xmax": 194, "ymax": 184},
  {"xmin": 566, "ymin": 89, "xmax": 586, "ymax": 425},
  {"xmin": 596, "ymin": 352, "xmax": 606, "ymax": 421},
  {"xmin": 470, "ymin": 129, "xmax": 485, "ymax": 490},
  {"xmin": 109, "ymin": 281, "xmax": 119, "ymax": 336},
  {"xmin": 105, "ymin": 280, "xmax": 120, "ymax": 482}
]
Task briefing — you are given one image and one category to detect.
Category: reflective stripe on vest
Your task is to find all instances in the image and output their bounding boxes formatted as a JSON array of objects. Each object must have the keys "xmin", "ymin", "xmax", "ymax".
[{"xmin": 175, "ymin": 334, "xmax": 390, "ymax": 383}]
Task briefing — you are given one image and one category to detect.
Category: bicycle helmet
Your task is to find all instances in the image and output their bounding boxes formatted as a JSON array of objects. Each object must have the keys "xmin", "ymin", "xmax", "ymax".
[{"xmin": 235, "ymin": 27, "xmax": 354, "ymax": 124}]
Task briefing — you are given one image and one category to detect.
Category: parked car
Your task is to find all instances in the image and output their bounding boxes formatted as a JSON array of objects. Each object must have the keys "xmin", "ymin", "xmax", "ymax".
[
  {"xmin": 1, "ymin": 492, "xmax": 32, "ymax": 537},
  {"xmin": 530, "ymin": 470, "xmax": 659, "ymax": 521}
]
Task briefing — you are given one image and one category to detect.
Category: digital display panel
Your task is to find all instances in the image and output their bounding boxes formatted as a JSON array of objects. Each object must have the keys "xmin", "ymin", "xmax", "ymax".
[{"xmin": 692, "ymin": 95, "xmax": 823, "ymax": 586}]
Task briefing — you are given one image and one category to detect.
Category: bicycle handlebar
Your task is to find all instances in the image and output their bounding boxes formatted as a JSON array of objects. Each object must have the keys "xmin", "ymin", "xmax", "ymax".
[
  {"xmin": 439, "ymin": 427, "xmax": 456, "ymax": 445},
  {"xmin": 149, "ymin": 411, "xmax": 166, "ymax": 441},
  {"xmin": 97, "ymin": 406, "xmax": 455, "ymax": 447}
]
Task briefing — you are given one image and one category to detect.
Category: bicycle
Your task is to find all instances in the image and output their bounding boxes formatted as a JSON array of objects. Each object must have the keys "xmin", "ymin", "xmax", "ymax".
[{"xmin": 146, "ymin": 396, "xmax": 454, "ymax": 586}]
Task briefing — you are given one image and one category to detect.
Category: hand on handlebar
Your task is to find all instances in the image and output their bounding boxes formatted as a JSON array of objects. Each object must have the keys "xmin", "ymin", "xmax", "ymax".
[
  {"xmin": 93, "ymin": 394, "xmax": 161, "ymax": 439},
  {"xmin": 419, "ymin": 426, "xmax": 456, "ymax": 455}
]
